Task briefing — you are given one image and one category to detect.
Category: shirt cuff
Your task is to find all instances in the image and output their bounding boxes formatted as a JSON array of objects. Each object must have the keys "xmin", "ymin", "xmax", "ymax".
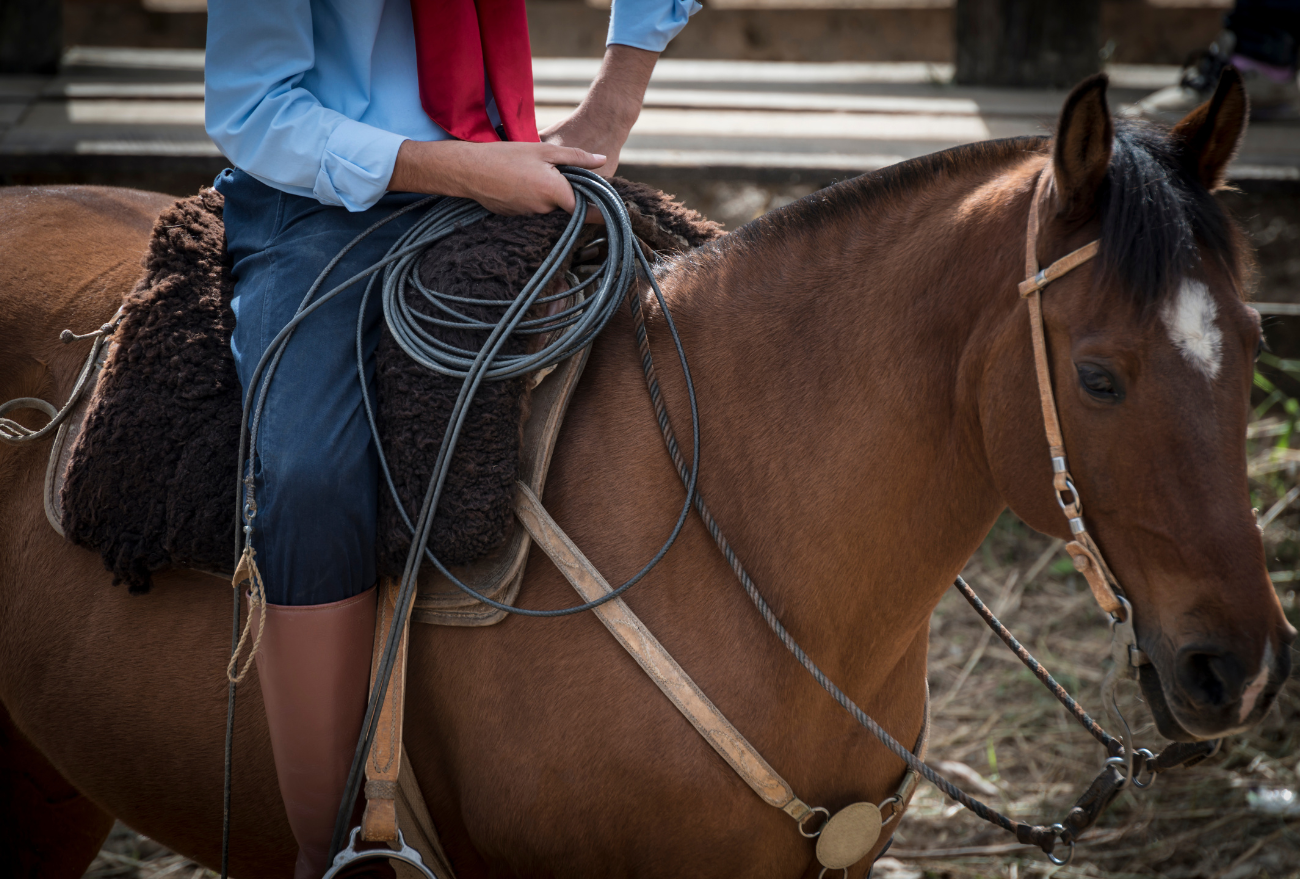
[
  {"xmin": 607, "ymin": 0, "xmax": 702, "ymax": 53},
  {"xmin": 313, "ymin": 118, "xmax": 409, "ymax": 212}
]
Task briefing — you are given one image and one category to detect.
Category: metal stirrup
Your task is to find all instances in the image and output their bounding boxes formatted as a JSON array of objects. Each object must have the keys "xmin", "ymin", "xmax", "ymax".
[{"xmin": 321, "ymin": 828, "xmax": 440, "ymax": 879}]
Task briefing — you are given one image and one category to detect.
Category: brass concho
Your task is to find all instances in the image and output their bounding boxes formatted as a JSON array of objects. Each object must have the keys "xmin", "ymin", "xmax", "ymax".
[{"xmin": 815, "ymin": 802, "xmax": 883, "ymax": 871}]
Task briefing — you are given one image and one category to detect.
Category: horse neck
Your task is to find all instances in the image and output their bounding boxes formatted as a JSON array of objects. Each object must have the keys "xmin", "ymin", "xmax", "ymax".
[{"xmin": 651, "ymin": 154, "xmax": 1040, "ymax": 682}]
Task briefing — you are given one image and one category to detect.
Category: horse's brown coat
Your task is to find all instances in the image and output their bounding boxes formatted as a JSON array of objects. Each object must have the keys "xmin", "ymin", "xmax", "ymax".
[{"xmin": 0, "ymin": 77, "xmax": 1292, "ymax": 879}]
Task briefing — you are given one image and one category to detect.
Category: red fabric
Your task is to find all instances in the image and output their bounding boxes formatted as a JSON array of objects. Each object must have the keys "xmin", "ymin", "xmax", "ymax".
[{"xmin": 410, "ymin": 0, "xmax": 539, "ymax": 143}]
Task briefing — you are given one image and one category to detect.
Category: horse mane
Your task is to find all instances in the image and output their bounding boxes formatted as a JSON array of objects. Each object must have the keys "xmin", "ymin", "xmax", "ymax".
[{"xmin": 691, "ymin": 125, "xmax": 1245, "ymax": 311}]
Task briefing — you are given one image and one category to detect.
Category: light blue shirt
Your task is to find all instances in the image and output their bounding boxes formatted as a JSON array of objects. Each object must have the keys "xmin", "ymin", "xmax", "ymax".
[{"xmin": 205, "ymin": 0, "xmax": 701, "ymax": 212}]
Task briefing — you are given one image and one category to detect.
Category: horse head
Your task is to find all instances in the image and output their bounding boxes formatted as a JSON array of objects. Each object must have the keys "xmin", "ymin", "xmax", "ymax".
[{"xmin": 980, "ymin": 70, "xmax": 1295, "ymax": 742}]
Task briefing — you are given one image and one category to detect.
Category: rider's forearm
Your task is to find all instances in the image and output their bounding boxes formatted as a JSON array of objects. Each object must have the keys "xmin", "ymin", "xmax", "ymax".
[
  {"xmin": 576, "ymin": 44, "xmax": 660, "ymax": 141},
  {"xmin": 387, "ymin": 139, "xmax": 605, "ymax": 215},
  {"xmin": 387, "ymin": 139, "xmax": 478, "ymax": 199}
]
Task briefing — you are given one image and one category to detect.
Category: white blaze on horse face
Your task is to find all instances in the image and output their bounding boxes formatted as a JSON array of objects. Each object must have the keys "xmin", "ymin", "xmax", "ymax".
[
  {"xmin": 1238, "ymin": 641, "xmax": 1273, "ymax": 724},
  {"xmin": 1162, "ymin": 279, "xmax": 1223, "ymax": 380}
]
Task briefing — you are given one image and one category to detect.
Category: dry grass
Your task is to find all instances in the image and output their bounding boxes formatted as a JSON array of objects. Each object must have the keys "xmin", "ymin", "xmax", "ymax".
[{"xmin": 82, "ymin": 823, "xmax": 213, "ymax": 879}]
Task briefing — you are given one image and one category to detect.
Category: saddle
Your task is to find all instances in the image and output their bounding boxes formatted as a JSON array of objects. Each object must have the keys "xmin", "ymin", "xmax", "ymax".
[
  {"xmin": 43, "ymin": 326, "xmax": 588, "ymax": 627},
  {"xmin": 48, "ymin": 182, "xmax": 722, "ymax": 624}
]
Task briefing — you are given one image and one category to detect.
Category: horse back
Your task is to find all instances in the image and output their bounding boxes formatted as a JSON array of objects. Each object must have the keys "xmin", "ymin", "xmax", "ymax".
[
  {"xmin": 0, "ymin": 185, "xmax": 171, "ymax": 311},
  {"xmin": 0, "ymin": 186, "xmax": 171, "ymax": 400}
]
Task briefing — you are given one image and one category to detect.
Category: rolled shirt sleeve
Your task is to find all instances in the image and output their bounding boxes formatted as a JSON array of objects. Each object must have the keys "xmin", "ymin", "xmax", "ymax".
[
  {"xmin": 205, "ymin": 0, "xmax": 407, "ymax": 212},
  {"xmin": 607, "ymin": 0, "xmax": 703, "ymax": 53}
]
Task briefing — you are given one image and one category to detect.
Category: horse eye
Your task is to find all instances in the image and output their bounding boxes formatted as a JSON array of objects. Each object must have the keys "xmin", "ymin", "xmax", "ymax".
[{"xmin": 1076, "ymin": 364, "xmax": 1121, "ymax": 402}]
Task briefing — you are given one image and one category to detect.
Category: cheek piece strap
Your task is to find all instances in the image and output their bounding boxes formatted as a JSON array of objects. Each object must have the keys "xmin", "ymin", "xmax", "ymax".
[{"xmin": 1017, "ymin": 167, "xmax": 1119, "ymax": 620}]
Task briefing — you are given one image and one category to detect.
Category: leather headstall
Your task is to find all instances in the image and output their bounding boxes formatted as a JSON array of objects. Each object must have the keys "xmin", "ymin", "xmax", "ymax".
[{"xmin": 1017, "ymin": 166, "xmax": 1127, "ymax": 621}]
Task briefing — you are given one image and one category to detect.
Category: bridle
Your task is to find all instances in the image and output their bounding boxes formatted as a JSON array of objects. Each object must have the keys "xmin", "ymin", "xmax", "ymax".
[
  {"xmin": 1013, "ymin": 163, "xmax": 1159, "ymax": 774},
  {"xmin": 1018, "ymin": 167, "xmax": 1114, "ymax": 614},
  {"xmin": 1017, "ymin": 166, "xmax": 1159, "ymax": 790}
]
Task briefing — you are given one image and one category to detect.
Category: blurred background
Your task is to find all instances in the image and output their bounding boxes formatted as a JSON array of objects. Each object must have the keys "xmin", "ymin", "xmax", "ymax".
[{"xmin": 0, "ymin": 2, "xmax": 1296, "ymax": 877}]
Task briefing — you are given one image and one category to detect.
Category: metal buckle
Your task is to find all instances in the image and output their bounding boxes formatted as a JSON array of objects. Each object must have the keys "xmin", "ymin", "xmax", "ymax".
[
  {"xmin": 1132, "ymin": 748, "xmax": 1157, "ymax": 789},
  {"xmin": 797, "ymin": 806, "xmax": 831, "ymax": 839},
  {"xmin": 321, "ymin": 828, "xmax": 440, "ymax": 879},
  {"xmin": 1055, "ymin": 477, "xmax": 1081, "ymax": 515},
  {"xmin": 877, "ymin": 795, "xmax": 902, "ymax": 825}
]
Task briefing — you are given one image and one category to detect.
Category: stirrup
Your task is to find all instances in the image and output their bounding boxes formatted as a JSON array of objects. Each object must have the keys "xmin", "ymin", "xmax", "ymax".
[{"xmin": 321, "ymin": 827, "xmax": 440, "ymax": 879}]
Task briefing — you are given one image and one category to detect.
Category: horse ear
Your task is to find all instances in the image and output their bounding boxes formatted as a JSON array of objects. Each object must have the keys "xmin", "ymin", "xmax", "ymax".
[
  {"xmin": 1170, "ymin": 66, "xmax": 1247, "ymax": 191},
  {"xmin": 1052, "ymin": 73, "xmax": 1113, "ymax": 220}
]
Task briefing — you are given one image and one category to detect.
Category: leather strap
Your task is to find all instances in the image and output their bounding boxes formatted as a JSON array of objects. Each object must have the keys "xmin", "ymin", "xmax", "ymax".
[
  {"xmin": 1017, "ymin": 168, "xmax": 1123, "ymax": 618},
  {"xmin": 513, "ymin": 482, "xmax": 815, "ymax": 822},
  {"xmin": 362, "ymin": 578, "xmax": 414, "ymax": 842},
  {"xmin": 880, "ymin": 692, "xmax": 929, "ymax": 825}
]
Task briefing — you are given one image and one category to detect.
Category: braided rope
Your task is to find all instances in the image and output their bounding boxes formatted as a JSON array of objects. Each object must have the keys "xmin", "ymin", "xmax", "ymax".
[
  {"xmin": 623, "ymin": 283, "xmax": 1066, "ymax": 851},
  {"xmin": 952, "ymin": 577, "xmax": 1122, "ymax": 758}
]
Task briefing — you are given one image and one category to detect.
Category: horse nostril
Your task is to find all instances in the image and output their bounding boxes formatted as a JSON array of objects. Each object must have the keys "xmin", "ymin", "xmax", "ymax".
[{"xmin": 1175, "ymin": 648, "xmax": 1247, "ymax": 710}]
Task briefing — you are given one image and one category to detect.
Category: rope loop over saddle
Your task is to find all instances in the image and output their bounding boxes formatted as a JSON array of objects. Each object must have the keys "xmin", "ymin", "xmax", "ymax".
[{"xmin": 0, "ymin": 310, "xmax": 122, "ymax": 446}]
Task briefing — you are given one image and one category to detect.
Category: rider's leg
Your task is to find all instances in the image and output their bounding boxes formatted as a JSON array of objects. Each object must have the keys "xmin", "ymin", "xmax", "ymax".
[{"xmin": 216, "ymin": 168, "xmax": 425, "ymax": 878}]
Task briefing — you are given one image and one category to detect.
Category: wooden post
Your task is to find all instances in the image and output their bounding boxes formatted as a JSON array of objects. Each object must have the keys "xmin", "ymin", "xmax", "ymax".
[
  {"xmin": 955, "ymin": 0, "xmax": 1101, "ymax": 88},
  {"xmin": 0, "ymin": 0, "xmax": 61, "ymax": 75}
]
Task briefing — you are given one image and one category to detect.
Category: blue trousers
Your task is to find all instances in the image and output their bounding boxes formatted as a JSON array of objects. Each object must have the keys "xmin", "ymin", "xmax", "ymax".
[{"xmin": 216, "ymin": 168, "xmax": 426, "ymax": 606}]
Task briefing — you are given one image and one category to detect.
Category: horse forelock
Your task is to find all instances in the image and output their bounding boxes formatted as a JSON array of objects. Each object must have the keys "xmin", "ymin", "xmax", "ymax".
[{"xmin": 1095, "ymin": 120, "xmax": 1248, "ymax": 313}]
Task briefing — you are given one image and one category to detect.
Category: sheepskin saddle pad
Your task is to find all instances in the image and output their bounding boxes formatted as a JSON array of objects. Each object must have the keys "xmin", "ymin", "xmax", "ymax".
[{"xmin": 55, "ymin": 182, "xmax": 722, "ymax": 596}]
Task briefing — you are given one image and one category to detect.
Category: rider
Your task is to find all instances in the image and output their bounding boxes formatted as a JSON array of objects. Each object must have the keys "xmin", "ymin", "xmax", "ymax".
[{"xmin": 204, "ymin": 1, "xmax": 700, "ymax": 875}]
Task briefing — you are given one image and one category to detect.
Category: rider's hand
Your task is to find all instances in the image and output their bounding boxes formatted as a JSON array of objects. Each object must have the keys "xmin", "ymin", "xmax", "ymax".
[
  {"xmin": 540, "ymin": 44, "xmax": 658, "ymax": 178},
  {"xmin": 388, "ymin": 139, "xmax": 605, "ymax": 215}
]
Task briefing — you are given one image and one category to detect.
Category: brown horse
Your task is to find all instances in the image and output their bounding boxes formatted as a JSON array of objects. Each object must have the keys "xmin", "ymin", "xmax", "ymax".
[{"xmin": 0, "ymin": 73, "xmax": 1292, "ymax": 878}]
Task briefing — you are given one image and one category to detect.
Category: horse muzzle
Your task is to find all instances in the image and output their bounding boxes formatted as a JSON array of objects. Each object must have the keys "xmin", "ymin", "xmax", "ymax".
[{"xmin": 1141, "ymin": 630, "xmax": 1294, "ymax": 742}]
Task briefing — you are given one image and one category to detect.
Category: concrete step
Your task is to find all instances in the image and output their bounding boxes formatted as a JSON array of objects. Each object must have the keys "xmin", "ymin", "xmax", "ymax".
[{"xmin": 3, "ymin": 50, "xmax": 1294, "ymax": 187}]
